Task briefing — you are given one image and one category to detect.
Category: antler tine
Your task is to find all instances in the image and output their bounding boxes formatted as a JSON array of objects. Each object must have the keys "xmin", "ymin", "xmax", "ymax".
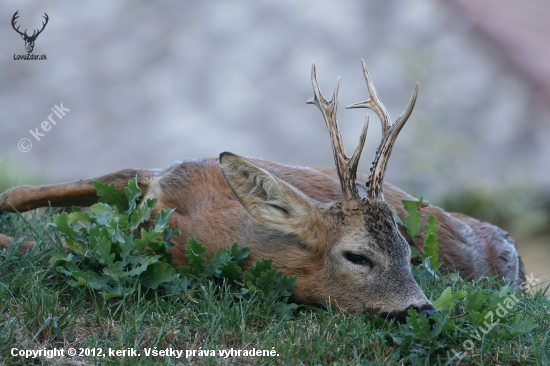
[
  {"xmin": 307, "ymin": 63, "xmax": 368, "ymax": 211},
  {"xmin": 346, "ymin": 60, "xmax": 419, "ymax": 200},
  {"xmin": 395, "ymin": 83, "xmax": 419, "ymax": 130},
  {"xmin": 11, "ymin": 11, "xmax": 19, "ymax": 24},
  {"xmin": 348, "ymin": 115, "xmax": 369, "ymax": 190},
  {"xmin": 11, "ymin": 11, "xmax": 25, "ymax": 36},
  {"xmin": 346, "ymin": 60, "xmax": 392, "ymax": 135},
  {"xmin": 38, "ymin": 13, "xmax": 49, "ymax": 35}
]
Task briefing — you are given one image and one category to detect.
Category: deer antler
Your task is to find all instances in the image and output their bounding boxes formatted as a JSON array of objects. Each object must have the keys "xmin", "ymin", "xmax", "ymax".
[
  {"xmin": 347, "ymin": 59, "xmax": 418, "ymax": 200},
  {"xmin": 32, "ymin": 13, "xmax": 49, "ymax": 39},
  {"xmin": 11, "ymin": 11, "xmax": 27, "ymax": 37},
  {"xmin": 11, "ymin": 11, "xmax": 48, "ymax": 39},
  {"xmin": 307, "ymin": 63, "xmax": 369, "ymax": 211}
]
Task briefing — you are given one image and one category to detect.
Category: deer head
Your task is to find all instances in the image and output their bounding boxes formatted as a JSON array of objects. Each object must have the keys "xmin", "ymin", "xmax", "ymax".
[
  {"xmin": 12, "ymin": 11, "xmax": 49, "ymax": 54},
  {"xmin": 219, "ymin": 61, "xmax": 434, "ymax": 321}
]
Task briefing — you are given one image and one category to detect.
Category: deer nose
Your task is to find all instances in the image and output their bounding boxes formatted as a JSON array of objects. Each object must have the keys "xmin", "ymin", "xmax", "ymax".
[
  {"xmin": 380, "ymin": 304, "xmax": 437, "ymax": 324},
  {"xmin": 417, "ymin": 304, "xmax": 437, "ymax": 317}
]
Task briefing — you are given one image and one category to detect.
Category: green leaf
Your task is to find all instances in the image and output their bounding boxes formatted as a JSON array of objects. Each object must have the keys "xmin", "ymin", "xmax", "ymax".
[
  {"xmin": 229, "ymin": 243, "xmax": 251, "ymax": 267},
  {"xmin": 247, "ymin": 258, "xmax": 274, "ymax": 280},
  {"xmin": 219, "ymin": 261, "xmax": 243, "ymax": 283},
  {"xmin": 93, "ymin": 181, "xmax": 128, "ymax": 212},
  {"xmin": 243, "ymin": 258, "xmax": 296, "ymax": 298},
  {"xmin": 465, "ymin": 290, "xmax": 490, "ymax": 313},
  {"xmin": 140, "ymin": 263, "xmax": 178, "ymax": 289},
  {"xmin": 70, "ymin": 270, "xmax": 111, "ymax": 290},
  {"xmin": 205, "ymin": 248, "xmax": 232, "ymax": 278},
  {"xmin": 162, "ymin": 276, "xmax": 193, "ymax": 295},
  {"xmin": 155, "ymin": 208, "xmax": 174, "ymax": 228},
  {"xmin": 184, "ymin": 236, "xmax": 207, "ymax": 274},
  {"xmin": 272, "ymin": 274, "xmax": 297, "ymax": 297},
  {"xmin": 272, "ymin": 302, "xmax": 298, "ymax": 320},
  {"xmin": 499, "ymin": 285, "xmax": 512, "ymax": 298},
  {"xmin": 432, "ymin": 287, "xmax": 466, "ymax": 311},
  {"xmin": 162, "ymin": 227, "xmax": 180, "ymax": 250},
  {"xmin": 90, "ymin": 203, "xmax": 117, "ymax": 216},
  {"xmin": 257, "ymin": 268, "xmax": 281, "ymax": 289},
  {"xmin": 401, "ymin": 196, "xmax": 423, "ymax": 239},
  {"xmin": 109, "ymin": 225, "xmax": 126, "ymax": 244},
  {"xmin": 486, "ymin": 289, "xmax": 507, "ymax": 309},
  {"xmin": 423, "ymin": 214, "xmax": 440, "ymax": 269},
  {"xmin": 51, "ymin": 213, "xmax": 80, "ymax": 239},
  {"xmin": 135, "ymin": 228, "xmax": 162, "ymax": 251},
  {"xmin": 126, "ymin": 256, "xmax": 159, "ymax": 277},
  {"xmin": 424, "ymin": 213, "xmax": 440, "ymax": 235},
  {"xmin": 242, "ymin": 281, "xmax": 263, "ymax": 297},
  {"xmin": 124, "ymin": 177, "xmax": 142, "ymax": 212},
  {"xmin": 88, "ymin": 225, "xmax": 110, "ymax": 249},
  {"xmin": 95, "ymin": 236, "xmax": 114, "ymax": 267},
  {"xmin": 67, "ymin": 211, "xmax": 92, "ymax": 224},
  {"xmin": 501, "ymin": 317, "xmax": 537, "ymax": 337},
  {"xmin": 102, "ymin": 284, "xmax": 128, "ymax": 299},
  {"xmin": 403, "ymin": 308, "xmax": 431, "ymax": 336},
  {"xmin": 129, "ymin": 199, "xmax": 156, "ymax": 230},
  {"xmin": 50, "ymin": 247, "xmax": 76, "ymax": 270},
  {"xmin": 62, "ymin": 237, "xmax": 87, "ymax": 257},
  {"xmin": 429, "ymin": 310, "xmax": 449, "ymax": 338}
]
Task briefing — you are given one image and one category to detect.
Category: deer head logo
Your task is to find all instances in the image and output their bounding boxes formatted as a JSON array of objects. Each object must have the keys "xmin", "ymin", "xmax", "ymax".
[{"xmin": 11, "ymin": 11, "xmax": 49, "ymax": 54}]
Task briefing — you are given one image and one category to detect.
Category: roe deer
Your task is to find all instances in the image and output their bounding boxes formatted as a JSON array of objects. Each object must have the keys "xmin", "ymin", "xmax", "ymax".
[{"xmin": 0, "ymin": 60, "xmax": 524, "ymax": 322}]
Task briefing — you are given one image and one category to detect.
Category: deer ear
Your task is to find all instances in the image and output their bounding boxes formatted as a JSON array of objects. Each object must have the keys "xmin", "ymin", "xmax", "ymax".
[{"xmin": 219, "ymin": 152, "xmax": 318, "ymax": 234}]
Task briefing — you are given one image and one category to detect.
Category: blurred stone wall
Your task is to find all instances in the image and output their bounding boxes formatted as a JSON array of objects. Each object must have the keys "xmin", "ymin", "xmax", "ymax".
[{"xmin": 1, "ymin": 0, "xmax": 549, "ymax": 197}]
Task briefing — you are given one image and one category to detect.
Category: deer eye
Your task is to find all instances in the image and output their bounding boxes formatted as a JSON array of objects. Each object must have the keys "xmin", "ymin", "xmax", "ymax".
[{"xmin": 344, "ymin": 252, "xmax": 372, "ymax": 266}]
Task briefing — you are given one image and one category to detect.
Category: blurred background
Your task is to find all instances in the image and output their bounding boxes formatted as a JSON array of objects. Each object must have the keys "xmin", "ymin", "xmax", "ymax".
[{"xmin": 1, "ymin": 0, "xmax": 549, "ymax": 283}]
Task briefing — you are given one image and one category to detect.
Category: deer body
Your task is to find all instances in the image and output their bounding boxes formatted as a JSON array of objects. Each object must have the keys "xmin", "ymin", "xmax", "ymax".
[
  {"xmin": 0, "ymin": 157, "xmax": 524, "ymax": 314},
  {"xmin": 0, "ymin": 61, "xmax": 524, "ymax": 321}
]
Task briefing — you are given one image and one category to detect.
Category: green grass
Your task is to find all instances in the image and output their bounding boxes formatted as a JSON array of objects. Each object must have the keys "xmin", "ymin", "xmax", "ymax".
[{"xmin": 1, "ymin": 208, "xmax": 549, "ymax": 365}]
